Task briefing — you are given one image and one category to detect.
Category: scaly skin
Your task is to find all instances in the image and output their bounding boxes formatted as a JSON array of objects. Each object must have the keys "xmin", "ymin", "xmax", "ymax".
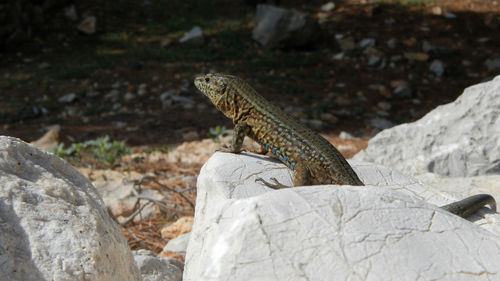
[
  {"xmin": 194, "ymin": 73, "xmax": 496, "ymax": 218},
  {"xmin": 194, "ymin": 73, "xmax": 363, "ymax": 186}
]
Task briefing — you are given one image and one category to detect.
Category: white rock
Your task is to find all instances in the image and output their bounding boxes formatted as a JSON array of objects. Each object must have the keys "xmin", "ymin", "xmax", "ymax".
[
  {"xmin": 58, "ymin": 92, "xmax": 77, "ymax": 103},
  {"xmin": 77, "ymin": 16, "xmax": 96, "ymax": 34},
  {"xmin": 179, "ymin": 26, "xmax": 204, "ymax": 45},
  {"xmin": 133, "ymin": 250, "xmax": 183, "ymax": 281},
  {"xmin": 320, "ymin": 2, "xmax": 335, "ymax": 12},
  {"xmin": 252, "ymin": 5, "xmax": 318, "ymax": 48},
  {"xmin": 354, "ymin": 76, "xmax": 500, "ymax": 177},
  {"xmin": 0, "ymin": 136, "xmax": 141, "ymax": 281},
  {"xmin": 183, "ymin": 152, "xmax": 500, "ymax": 281},
  {"xmin": 163, "ymin": 232, "xmax": 191, "ymax": 258}
]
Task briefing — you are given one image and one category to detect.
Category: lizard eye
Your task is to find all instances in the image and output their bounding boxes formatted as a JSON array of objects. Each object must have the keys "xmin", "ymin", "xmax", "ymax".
[{"xmin": 205, "ymin": 77, "xmax": 210, "ymax": 82}]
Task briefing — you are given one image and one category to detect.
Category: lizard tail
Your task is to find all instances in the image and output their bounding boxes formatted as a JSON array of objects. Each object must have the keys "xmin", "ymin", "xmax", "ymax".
[{"xmin": 440, "ymin": 194, "xmax": 497, "ymax": 218}]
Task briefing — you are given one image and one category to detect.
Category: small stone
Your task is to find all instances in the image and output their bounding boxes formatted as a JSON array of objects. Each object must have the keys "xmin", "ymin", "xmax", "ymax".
[
  {"xmin": 338, "ymin": 131, "xmax": 354, "ymax": 140},
  {"xmin": 431, "ymin": 6, "xmax": 442, "ymax": 15},
  {"xmin": 429, "ymin": 60, "xmax": 445, "ymax": 76},
  {"xmin": 179, "ymin": 26, "xmax": 204, "ymax": 45},
  {"xmin": 337, "ymin": 38, "xmax": 356, "ymax": 52},
  {"xmin": 359, "ymin": 38, "xmax": 376, "ymax": 49},
  {"xmin": 124, "ymin": 92, "xmax": 135, "ymax": 101},
  {"xmin": 320, "ymin": 2, "xmax": 336, "ymax": 12},
  {"xmin": 137, "ymin": 83, "xmax": 147, "ymax": 96},
  {"xmin": 485, "ymin": 58, "xmax": 500, "ymax": 72},
  {"xmin": 386, "ymin": 38, "xmax": 398, "ymax": 49},
  {"xmin": 37, "ymin": 62, "xmax": 50, "ymax": 69},
  {"xmin": 307, "ymin": 119, "xmax": 324, "ymax": 130},
  {"xmin": 64, "ymin": 5, "xmax": 78, "ymax": 21},
  {"xmin": 182, "ymin": 131, "xmax": 199, "ymax": 142},
  {"xmin": 111, "ymin": 81, "xmax": 121, "ymax": 89},
  {"xmin": 320, "ymin": 113, "xmax": 338, "ymax": 124},
  {"xmin": 77, "ymin": 16, "xmax": 96, "ymax": 34},
  {"xmin": 161, "ymin": 217, "xmax": 194, "ymax": 240},
  {"xmin": 444, "ymin": 12, "xmax": 457, "ymax": 19},
  {"xmin": 58, "ymin": 93, "xmax": 77, "ymax": 103},
  {"xmin": 367, "ymin": 56, "xmax": 381, "ymax": 66},
  {"xmin": 404, "ymin": 52, "xmax": 429, "ymax": 61},
  {"xmin": 369, "ymin": 117, "xmax": 395, "ymax": 129},
  {"xmin": 377, "ymin": 101, "xmax": 392, "ymax": 111},
  {"xmin": 87, "ymin": 91, "xmax": 100, "ymax": 98},
  {"xmin": 393, "ymin": 81, "xmax": 412, "ymax": 99},
  {"xmin": 160, "ymin": 91, "xmax": 195, "ymax": 109}
]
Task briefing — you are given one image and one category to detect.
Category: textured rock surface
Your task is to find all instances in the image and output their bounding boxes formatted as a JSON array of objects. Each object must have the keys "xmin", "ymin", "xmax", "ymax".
[
  {"xmin": 252, "ymin": 4, "xmax": 319, "ymax": 48},
  {"xmin": 0, "ymin": 136, "xmax": 141, "ymax": 281},
  {"xmin": 163, "ymin": 232, "xmax": 191, "ymax": 258},
  {"xmin": 354, "ymin": 75, "xmax": 500, "ymax": 177},
  {"xmin": 183, "ymin": 152, "xmax": 500, "ymax": 281},
  {"xmin": 133, "ymin": 250, "xmax": 183, "ymax": 281}
]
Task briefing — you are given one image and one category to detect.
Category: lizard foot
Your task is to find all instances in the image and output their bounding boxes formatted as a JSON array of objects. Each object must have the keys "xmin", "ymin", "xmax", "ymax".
[{"xmin": 255, "ymin": 177, "xmax": 291, "ymax": 189}]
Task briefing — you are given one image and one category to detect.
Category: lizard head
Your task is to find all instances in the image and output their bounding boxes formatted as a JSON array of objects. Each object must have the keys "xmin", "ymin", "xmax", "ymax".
[{"xmin": 194, "ymin": 73, "xmax": 235, "ymax": 111}]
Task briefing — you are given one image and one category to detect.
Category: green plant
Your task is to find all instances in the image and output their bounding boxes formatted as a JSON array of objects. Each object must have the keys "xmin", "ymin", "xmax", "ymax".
[
  {"xmin": 51, "ymin": 136, "xmax": 130, "ymax": 166},
  {"xmin": 208, "ymin": 125, "xmax": 228, "ymax": 142}
]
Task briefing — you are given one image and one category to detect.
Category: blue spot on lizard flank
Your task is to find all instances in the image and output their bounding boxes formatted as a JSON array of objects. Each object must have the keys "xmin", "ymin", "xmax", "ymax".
[
  {"xmin": 271, "ymin": 147, "xmax": 277, "ymax": 154},
  {"xmin": 265, "ymin": 143, "xmax": 269, "ymax": 150},
  {"xmin": 283, "ymin": 156, "xmax": 288, "ymax": 162},
  {"xmin": 290, "ymin": 162, "xmax": 295, "ymax": 169}
]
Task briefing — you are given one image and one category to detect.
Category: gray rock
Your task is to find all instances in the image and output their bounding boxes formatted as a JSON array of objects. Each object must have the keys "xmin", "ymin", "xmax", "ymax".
[
  {"xmin": 320, "ymin": 2, "xmax": 335, "ymax": 12},
  {"xmin": 367, "ymin": 55, "xmax": 381, "ymax": 66},
  {"xmin": 133, "ymin": 250, "xmax": 183, "ymax": 281},
  {"xmin": 160, "ymin": 91, "xmax": 195, "ymax": 109},
  {"xmin": 369, "ymin": 117, "xmax": 394, "ymax": 129},
  {"xmin": 429, "ymin": 59, "xmax": 445, "ymax": 76},
  {"xmin": 393, "ymin": 81, "xmax": 412, "ymax": 98},
  {"xmin": 354, "ymin": 75, "xmax": 500, "ymax": 177},
  {"xmin": 179, "ymin": 26, "xmax": 204, "ymax": 45},
  {"xmin": 183, "ymin": 152, "xmax": 500, "ymax": 281},
  {"xmin": 58, "ymin": 92, "xmax": 77, "ymax": 103},
  {"xmin": 485, "ymin": 58, "xmax": 500, "ymax": 72},
  {"xmin": 386, "ymin": 38, "xmax": 398, "ymax": 49},
  {"xmin": 0, "ymin": 136, "xmax": 141, "ymax": 281},
  {"xmin": 252, "ymin": 5, "xmax": 319, "ymax": 48},
  {"xmin": 77, "ymin": 16, "xmax": 96, "ymax": 34},
  {"xmin": 163, "ymin": 232, "xmax": 191, "ymax": 258},
  {"xmin": 359, "ymin": 38, "xmax": 376, "ymax": 48}
]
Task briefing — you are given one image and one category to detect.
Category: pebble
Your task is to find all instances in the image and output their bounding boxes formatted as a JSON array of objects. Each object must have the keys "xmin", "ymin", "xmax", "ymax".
[
  {"xmin": 377, "ymin": 101, "xmax": 392, "ymax": 111},
  {"xmin": 386, "ymin": 38, "xmax": 398, "ymax": 49},
  {"xmin": 429, "ymin": 60, "xmax": 445, "ymax": 76},
  {"xmin": 359, "ymin": 38, "xmax": 376, "ymax": 49},
  {"xmin": 320, "ymin": 112, "xmax": 338, "ymax": 124},
  {"xmin": 124, "ymin": 92, "xmax": 135, "ymax": 101},
  {"xmin": 485, "ymin": 58, "xmax": 500, "ymax": 72},
  {"xmin": 58, "ymin": 93, "xmax": 77, "ymax": 103},
  {"xmin": 320, "ymin": 2, "xmax": 336, "ymax": 12},
  {"xmin": 369, "ymin": 117, "xmax": 394, "ymax": 129},
  {"xmin": 339, "ymin": 131, "xmax": 354, "ymax": 140},
  {"xmin": 393, "ymin": 82, "xmax": 412, "ymax": 99},
  {"xmin": 367, "ymin": 56, "xmax": 381, "ymax": 66},
  {"xmin": 137, "ymin": 83, "xmax": 148, "ymax": 96}
]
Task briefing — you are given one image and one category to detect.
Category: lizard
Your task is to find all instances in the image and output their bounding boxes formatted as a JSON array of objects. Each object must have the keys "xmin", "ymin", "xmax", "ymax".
[{"xmin": 194, "ymin": 72, "xmax": 496, "ymax": 218}]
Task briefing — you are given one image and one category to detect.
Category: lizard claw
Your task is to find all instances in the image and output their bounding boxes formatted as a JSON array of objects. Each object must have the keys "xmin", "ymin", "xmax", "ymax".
[{"xmin": 255, "ymin": 177, "xmax": 291, "ymax": 189}]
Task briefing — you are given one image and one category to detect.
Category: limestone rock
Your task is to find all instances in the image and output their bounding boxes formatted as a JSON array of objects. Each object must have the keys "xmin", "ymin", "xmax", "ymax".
[
  {"xmin": 77, "ymin": 16, "xmax": 96, "ymax": 34},
  {"xmin": 133, "ymin": 250, "xmax": 183, "ymax": 281},
  {"xmin": 179, "ymin": 26, "xmax": 204, "ymax": 45},
  {"xmin": 354, "ymin": 76, "xmax": 500, "ymax": 177},
  {"xmin": 162, "ymin": 232, "xmax": 191, "ymax": 258},
  {"xmin": 0, "ymin": 136, "xmax": 141, "ymax": 281},
  {"xmin": 183, "ymin": 152, "xmax": 500, "ymax": 281},
  {"xmin": 252, "ymin": 4, "xmax": 319, "ymax": 48}
]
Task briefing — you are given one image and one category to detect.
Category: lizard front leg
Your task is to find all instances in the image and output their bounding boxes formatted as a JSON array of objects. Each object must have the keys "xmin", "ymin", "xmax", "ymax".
[{"xmin": 218, "ymin": 122, "xmax": 251, "ymax": 153}]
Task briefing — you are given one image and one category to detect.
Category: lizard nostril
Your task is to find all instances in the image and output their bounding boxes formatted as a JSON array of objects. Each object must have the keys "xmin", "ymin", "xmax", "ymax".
[{"xmin": 205, "ymin": 77, "xmax": 210, "ymax": 82}]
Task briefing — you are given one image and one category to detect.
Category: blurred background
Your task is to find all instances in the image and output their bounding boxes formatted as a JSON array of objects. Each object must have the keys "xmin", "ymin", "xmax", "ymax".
[{"xmin": 0, "ymin": 0, "xmax": 499, "ymax": 254}]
